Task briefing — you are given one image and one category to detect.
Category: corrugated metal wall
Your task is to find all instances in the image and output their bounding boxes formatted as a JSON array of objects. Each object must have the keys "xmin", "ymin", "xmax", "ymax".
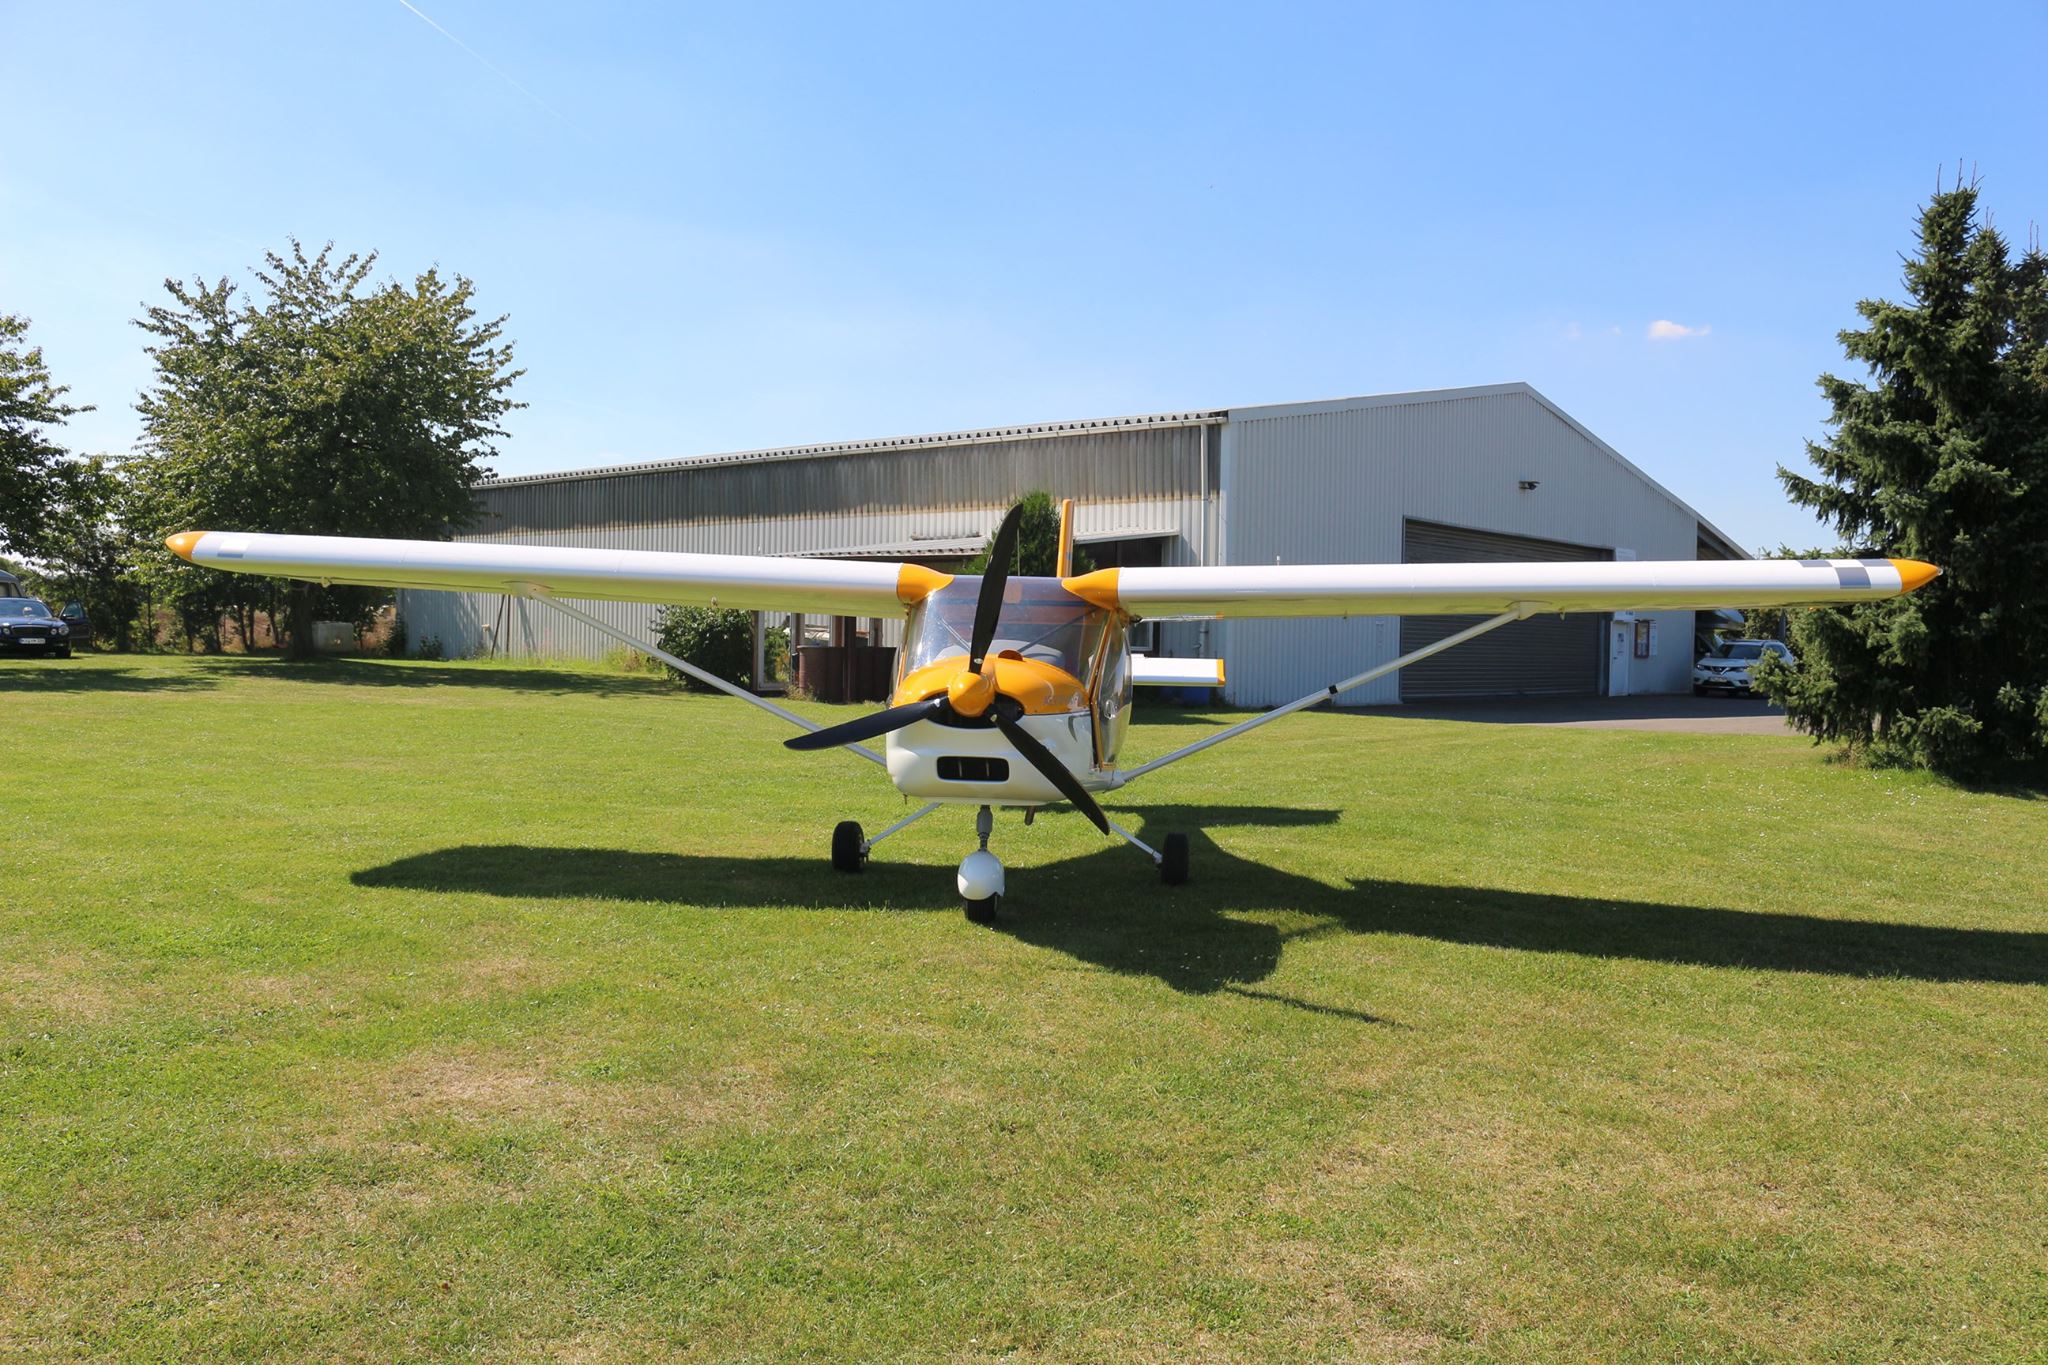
[
  {"xmin": 400, "ymin": 386, "xmax": 1722, "ymax": 703},
  {"xmin": 400, "ymin": 423, "xmax": 1220, "ymax": 662},
  {"xmin": 1217, "ymin": 386, "xmax": 1703, "ymax": 706}
]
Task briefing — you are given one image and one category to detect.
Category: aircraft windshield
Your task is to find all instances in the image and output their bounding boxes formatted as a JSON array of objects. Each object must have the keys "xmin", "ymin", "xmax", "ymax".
[{"xmin": 902, "ymin": 576, "xmax": 1094, "ymax": 677}]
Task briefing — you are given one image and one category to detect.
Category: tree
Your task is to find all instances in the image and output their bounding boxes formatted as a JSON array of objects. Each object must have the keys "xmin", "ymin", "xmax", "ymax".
[
  {"xmin": 1763, "ymin": 182, "xmax": 2048, "ymax": 776},
  {"xmin": 129, "ymin": 241, "xmax": 523, "ymax": 656},
  {"xmin": 965, "ymin": 491, "xmax": 1094, "ymax": 576},
  {"xmin": 0, "ymin": 313, "xmax": 89, "ymax": 557},
  {"xmin": 22, "ymin": 459, "xmax": 148, "ymax": 650}
]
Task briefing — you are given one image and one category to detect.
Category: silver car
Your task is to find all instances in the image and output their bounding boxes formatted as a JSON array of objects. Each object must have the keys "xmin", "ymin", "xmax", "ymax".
[{"xmin": 1693, "ymin": 638, "xmax": 1794, "ymax": 695}]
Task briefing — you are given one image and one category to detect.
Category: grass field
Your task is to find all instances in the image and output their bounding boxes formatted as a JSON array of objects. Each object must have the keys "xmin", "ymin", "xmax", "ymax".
[{"xmin": 4, "ymin": 654, "xmax": 2045, "ymax": 1362}]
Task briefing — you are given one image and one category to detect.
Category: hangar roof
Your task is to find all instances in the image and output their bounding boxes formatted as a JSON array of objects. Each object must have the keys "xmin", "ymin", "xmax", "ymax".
[
  {"xmin": 485, "ymin": 408, "xmax": 1227, "ymax": 488},
  {"xmin": 484, "ymin": 382, "xmax": 1744, "ymax": 557}
]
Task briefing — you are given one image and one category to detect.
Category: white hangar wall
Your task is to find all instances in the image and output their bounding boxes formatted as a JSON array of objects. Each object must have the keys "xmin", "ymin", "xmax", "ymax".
[
  {"xmin": 1216, "ymin": 385, "xmax": 1711, "ymax": 707},
  {"xmin": 399, "ymin": 383, "xmax": 1736, "ymax": 705}
]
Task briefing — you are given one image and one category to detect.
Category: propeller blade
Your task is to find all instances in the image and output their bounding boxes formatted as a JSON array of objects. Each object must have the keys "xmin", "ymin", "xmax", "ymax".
[
  {"xmin": 994, "ymin": 707, "xmax": 1110, "ymax": 835},
  {"xmin": 784, "ymin": 695, "xmax": 948, "ymax": 751},
  {"xmin": 968, "ymin": 502, "xmax": 1027, "ymax": 671}
]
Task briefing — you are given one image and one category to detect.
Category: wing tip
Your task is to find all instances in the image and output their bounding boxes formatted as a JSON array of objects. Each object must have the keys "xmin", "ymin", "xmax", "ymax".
[{"xmin": 1890, "ymin": 559, "xmax": 1941, "ymax": 593}]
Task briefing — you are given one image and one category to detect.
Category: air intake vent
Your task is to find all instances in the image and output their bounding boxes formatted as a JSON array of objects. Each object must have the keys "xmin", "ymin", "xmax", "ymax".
[{"xmin": 937, "ymin": 756, "xmax": 1010, "ymax": 783}]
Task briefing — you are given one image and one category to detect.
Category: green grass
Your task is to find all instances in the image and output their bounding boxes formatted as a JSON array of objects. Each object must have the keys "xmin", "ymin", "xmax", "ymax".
[{"xmin": 3, "ymin": 654, "xmax": 2045, "ymax": 1362}]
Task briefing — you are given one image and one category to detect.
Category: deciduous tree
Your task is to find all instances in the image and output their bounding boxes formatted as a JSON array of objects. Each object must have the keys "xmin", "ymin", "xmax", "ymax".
[
  {"xmin": 129, "ymin": 241, "xmax": 522, "ymax": 656},
  {"xmin": 0, "ymin": 313, "xmax": 88, "ymax": 557}
]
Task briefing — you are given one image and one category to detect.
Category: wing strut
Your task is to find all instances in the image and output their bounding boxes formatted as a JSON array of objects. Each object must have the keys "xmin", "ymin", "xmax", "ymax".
[
  {"xmin": 1112, "ymin": 603, "xmax": 1540, "ymax": 785},
  {"xmin": 526, "ymin": 592, "xmax": 887, "ymax": 767}
]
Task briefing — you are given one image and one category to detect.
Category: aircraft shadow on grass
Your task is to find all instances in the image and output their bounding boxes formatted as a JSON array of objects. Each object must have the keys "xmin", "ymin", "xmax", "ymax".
[{"xmin": 352, "ymin": 803, "xmax": 2048, "ymax": 1005}]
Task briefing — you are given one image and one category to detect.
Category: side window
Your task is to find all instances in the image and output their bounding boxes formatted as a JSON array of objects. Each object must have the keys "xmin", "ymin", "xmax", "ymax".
[{"xmin": 1094, "ymin": 622, "xmax": 1132, "ymax": 767}]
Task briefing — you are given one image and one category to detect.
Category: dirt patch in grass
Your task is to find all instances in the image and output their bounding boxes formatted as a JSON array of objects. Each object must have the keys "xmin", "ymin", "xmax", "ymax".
[
  {"xmin": 2, "ymin": 951, "xmax": 134, "ymax": 1027},
  {"xmin": 372, "ymin": 1047, "xmax": 780, "ymax": 1137},
  {"xmin": 454, "ymin": 952, "xmax": 570, "ymax": 1000}
]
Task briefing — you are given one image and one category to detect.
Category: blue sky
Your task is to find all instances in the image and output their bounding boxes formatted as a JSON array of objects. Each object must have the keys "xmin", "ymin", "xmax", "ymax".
[{"xmin": 4, "ymin": 1, "xmax": 2044, "ymax": 552}]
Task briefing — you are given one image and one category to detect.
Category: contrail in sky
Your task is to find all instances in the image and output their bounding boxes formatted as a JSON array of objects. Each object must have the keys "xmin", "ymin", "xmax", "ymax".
[{"xmin": 393, "ymin": 0, "xmax": 562, "ymax": 120}]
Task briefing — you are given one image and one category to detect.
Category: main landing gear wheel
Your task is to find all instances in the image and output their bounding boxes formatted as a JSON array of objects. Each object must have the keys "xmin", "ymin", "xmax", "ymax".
[
  {"xmin": 831, "ymin": 820, "xmax": 866, "ymax": 873},
  {"xmin": 1160, "ymin": 832, "xmax": 1190, "ymax": 886}
]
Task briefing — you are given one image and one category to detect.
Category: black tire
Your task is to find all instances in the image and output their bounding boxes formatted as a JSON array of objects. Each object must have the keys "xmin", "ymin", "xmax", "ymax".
[
  {"xmin": 54, "ymin": 648, "xmax": 71, "ymax": 659},
  {"xmin": 1691, "ymin": 684, "xmax": 1705, "ymax": 695},
  {"xmin": 831, "ymin": 820, "xmax": 866, "ymax": 873},
  {"xmin": 963, "ymin": 896, "xmax": 998, "ymax": 924},
  {"xmin": 1160, "ymin": 833, "xmax": 1190, "ymax": 886}
]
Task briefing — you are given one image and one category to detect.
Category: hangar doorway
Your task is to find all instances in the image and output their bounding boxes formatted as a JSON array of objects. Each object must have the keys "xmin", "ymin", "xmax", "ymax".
[{"xmin": 1398, "ymin": 520, "xmax": 1611, "ymax": 700}]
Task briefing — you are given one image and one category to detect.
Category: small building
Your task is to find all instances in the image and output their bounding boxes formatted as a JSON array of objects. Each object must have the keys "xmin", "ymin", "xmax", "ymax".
[{"xmin": 399, "ymin": 383, "xmax": 1743, "ymax": 704}]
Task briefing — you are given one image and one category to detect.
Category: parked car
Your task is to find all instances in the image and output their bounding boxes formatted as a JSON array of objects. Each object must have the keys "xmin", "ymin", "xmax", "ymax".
[
  {"xmin": 0, "ymin": 598, "xmax": 75, "ymax": 658},
  {"xmin": 1693, "ymin": 638, "xmax": 1794, "ymax": 695},
  {"xmin": 58, "ymin": 602, "xmax": 93, "ymax": 649}
]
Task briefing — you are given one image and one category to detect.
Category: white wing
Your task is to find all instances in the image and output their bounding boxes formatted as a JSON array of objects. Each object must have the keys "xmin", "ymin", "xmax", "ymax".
[
  {"xmin": 165, "ymin": 531, "xmax": 951, "ymax": 615},
  {"xmin": 1062, "ymin": 558, "xmax": 1939, "ymax": 619}
]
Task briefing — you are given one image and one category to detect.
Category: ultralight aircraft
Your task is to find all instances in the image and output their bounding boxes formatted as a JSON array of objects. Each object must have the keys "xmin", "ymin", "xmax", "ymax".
[{"xmin": 167, "ymin": 503, "xmax": 1938, "ymax": 920}]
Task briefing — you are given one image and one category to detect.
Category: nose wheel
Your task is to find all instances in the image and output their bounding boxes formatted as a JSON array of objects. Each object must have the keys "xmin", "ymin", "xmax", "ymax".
[{"xmin": 957, "ymin": 805, "xmax": 1004, "ymax": 922}]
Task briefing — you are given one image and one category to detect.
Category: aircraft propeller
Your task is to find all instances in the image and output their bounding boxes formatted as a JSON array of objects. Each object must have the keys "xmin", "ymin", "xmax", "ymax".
[{"xmin": 784, "ymin": 503, "xmax": 1110, "ymax": 835}]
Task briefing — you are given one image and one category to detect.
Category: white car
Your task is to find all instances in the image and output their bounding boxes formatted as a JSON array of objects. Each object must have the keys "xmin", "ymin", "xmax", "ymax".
[{"xmin": 1693, "ymin": 639, "xmax": 1794, "ymax": 695}]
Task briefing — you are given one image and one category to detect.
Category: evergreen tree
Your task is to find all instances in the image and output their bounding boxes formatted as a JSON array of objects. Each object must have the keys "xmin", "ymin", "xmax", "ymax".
[
  {"xmin": 1763, "ymin": 182, "xmax": 2048, "ymax": 775},
  {"xmin": 965, "ymin": 491, "xmax": 1094, "ymax": 576}
]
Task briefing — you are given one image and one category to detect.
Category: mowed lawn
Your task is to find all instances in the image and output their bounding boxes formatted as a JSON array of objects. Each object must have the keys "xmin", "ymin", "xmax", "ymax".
[{"xmin": 3, "ymin": 655, "xmax": 2044, "ymax": 1362}]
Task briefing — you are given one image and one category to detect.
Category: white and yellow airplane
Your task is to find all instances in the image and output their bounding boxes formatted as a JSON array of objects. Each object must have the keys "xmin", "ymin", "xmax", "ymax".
[{"xmin": 166, "ymin": 504, "xmax": 1939, "ymax": 921}]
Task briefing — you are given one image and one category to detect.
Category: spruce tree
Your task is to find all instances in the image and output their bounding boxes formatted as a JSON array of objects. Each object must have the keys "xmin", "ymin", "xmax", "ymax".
[
  {"xmin": 966, "ymin": 491, "xmax": 1093, "ymax": 576},
  {"xmin": 1763, "ymin": 182, "xmax": 2048, "ymax": 776}
]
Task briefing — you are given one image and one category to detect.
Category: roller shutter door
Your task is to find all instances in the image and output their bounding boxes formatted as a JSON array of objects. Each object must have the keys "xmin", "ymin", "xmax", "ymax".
[{"xmin": 1399, "ymin": 520, "xmax": 1610, "ymax": 700}]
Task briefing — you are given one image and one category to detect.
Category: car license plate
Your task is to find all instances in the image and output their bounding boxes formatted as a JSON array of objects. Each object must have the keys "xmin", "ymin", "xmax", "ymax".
[{"xmin": 19, "ymin": 636, "xmax": 44, "ymax": 644}]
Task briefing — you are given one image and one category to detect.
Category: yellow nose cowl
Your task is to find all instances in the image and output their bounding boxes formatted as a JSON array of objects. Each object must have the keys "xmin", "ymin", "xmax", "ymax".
[
  {"xmin": 165, "ymin": 531, "xmax": 206, "ymax": 562},
  {"xmin": 947, "ymin": 668, "xmax": 999, "ymax": 719}
]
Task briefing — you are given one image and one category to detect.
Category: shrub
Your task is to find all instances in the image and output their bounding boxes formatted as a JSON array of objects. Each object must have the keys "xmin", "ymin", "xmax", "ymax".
[{"xmin": 652, "ymin": 606, "xmax": 756, "ymax": 690}]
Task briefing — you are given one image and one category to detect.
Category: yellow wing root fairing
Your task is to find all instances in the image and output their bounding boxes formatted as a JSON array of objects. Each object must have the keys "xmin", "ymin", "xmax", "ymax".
[{"xmin": 1061, "ymin": 567, "xmax": 1121, "ymax": 612}]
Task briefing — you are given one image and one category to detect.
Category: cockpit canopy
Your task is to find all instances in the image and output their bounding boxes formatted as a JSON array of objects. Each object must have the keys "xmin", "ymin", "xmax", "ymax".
[{"xmin": 900, "ymin": 575, "xmax": 1100, "ymax": 681}]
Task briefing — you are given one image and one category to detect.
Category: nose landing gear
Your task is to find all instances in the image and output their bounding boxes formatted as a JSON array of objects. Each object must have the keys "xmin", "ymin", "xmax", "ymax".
[{"xmin": 958, "ymin": 805, "xmax": 1003, "ymax": 923}]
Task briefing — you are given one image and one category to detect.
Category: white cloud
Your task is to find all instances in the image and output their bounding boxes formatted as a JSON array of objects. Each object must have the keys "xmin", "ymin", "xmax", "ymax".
[
  {"xmin": 1647, "ymin": 319, "xmax": 1711, "ymax": 340},
  {"xmin": 1562, "ymin": 322, "xmax": 1583, "ymax": 341}
]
